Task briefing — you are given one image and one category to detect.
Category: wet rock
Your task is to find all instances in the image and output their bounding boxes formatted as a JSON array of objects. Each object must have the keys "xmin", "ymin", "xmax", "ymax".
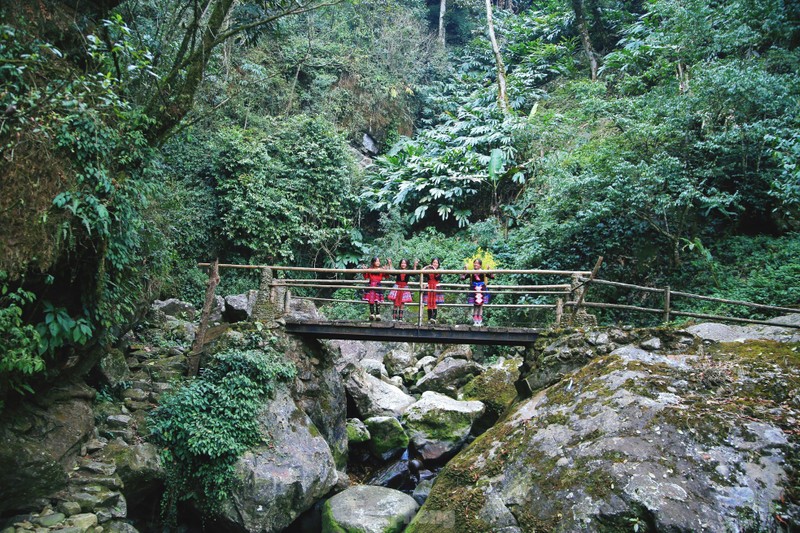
[
  {"xmin": 366, "ymin": 458, "xmax": 412, "ymax": 490},
  {"xmin": 322, "ymin": 485, "xmax": 419, "ymax": 533},
  {"xmin": 221, "ymin": 385, "xmax": 337, "ymax": 532},
  {"xmin": 415, "ymin": 358, "xmax": 484, "ymax": 398},
  {"xmin": 403, "ymin": 392, "xmax": 485, "ymax": 462},
  {"xmin": 364, "ymin": 416, "xmax": 409, "ymax": 461},
  {"xmin": 343, "ymin": 364, "xmax": 416, "ymax": 418},
  {"xmin": 412, "ymin": 478, "xmax": 434, "ymax": 505}
]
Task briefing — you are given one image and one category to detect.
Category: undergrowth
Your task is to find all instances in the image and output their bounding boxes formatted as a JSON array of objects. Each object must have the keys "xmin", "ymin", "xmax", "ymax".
[{"xmin": 148, "ymin": 341, "xmax": 295, "ymax": 525}]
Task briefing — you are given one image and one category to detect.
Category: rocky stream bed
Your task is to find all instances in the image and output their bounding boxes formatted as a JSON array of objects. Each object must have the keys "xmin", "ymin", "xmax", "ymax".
[{"xmin": 1, "ymin": 295, "xmax": 798, "ymax": 533}]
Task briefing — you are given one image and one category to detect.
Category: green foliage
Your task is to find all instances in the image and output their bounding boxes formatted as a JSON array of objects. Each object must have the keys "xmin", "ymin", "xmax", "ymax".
[
  {"xmin": 149, "ymin": 343, "xmax": 296, "ymax": 523},
  {"xmin": 0, "ymin": 272, "xmax": 44, "ymax": 399},
  {"xmin": 212, "ymin": 115, "xmax": 360, "ymax": 265}
]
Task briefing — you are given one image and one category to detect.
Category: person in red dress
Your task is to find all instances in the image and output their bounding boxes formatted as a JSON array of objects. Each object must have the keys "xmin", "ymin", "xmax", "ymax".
[
  {"xmin": 422, "ymin": 258, "xmax": 444, "ymax": 324},
  {"xmin": 387, "ymin": 258, "xmax": 419, "ymax": 321},
  {"xmin": 362, "ymin": 257, "xmax": 389, "ymax": 321}
]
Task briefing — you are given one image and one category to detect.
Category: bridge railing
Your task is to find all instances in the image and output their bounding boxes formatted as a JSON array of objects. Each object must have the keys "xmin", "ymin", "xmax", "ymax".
[
  {"xmin": 196, "ymin": 261, "xmax": 800, "ymax": 329},
  {"xmin": 197, "ymin": 263, "xmax": 599, "ymax": 327}
]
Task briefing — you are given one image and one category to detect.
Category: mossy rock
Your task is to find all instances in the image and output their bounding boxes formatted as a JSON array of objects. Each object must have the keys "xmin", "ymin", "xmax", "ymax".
[
  {"xmin": 364, "ymin": 416, "xmax": 409, "ymax": 461},
  {"xmin": 346, "ymin": 418, "xmax": 370, "ymax": 444},
  {"xmin": 411, "ymin": 333, "xmax": 800, "ymax": 531},
  {"xmin": 322, "ymin": 485, "xmax": 418, "ymax": 533}
]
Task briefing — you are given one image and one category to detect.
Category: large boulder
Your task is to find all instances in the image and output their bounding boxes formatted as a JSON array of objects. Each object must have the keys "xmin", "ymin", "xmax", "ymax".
[
  {"xmin": 0, "ymin": 380, "xmax": 95, "ymax": 514},
  {"xmin": 460, "ymin": 357, "xmax": 522, "ymax": 430},
  {"xmin": 322, "ymin": 485, "xmax": 419, "ymax": 533},
  {"xmin": 99, "ymin": 442, "xmax": 163, "ymax": 504},
  {"xmin": 285, "ymin": 335, "xmax": 348, "ymax": 470},
  {"xmin": 384, "ymin": 344, "xmax": 416, "ymax": 377},
  {"xmin": 223, "ymin": 291, "xmax": 259, "ymax": 322},
  {"xmin": 221, "ymin": 386, "xmax": 337, "ymax": 532},
  {"xmin": 408, "ymin": 338, "xmax": 800, "ymax": 532},
  {"xmin": 415, "ymin": 358, "xmax": 484, "ymax": 398},
  {"xmin": 686, "ymin": 317, "xmax": 800, "ymax": 343},
  {"xmin": 403, "ymin": 392, "xmax": 485, "ymax": 462},
  {"xmin": 343, "ymin": 364, "xmax": 416, "ymax": 418}
]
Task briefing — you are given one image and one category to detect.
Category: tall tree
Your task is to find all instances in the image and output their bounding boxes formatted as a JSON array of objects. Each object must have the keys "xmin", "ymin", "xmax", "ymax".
[
  {"xmin": 438, "ymin": 0, "xmax": 447, "ymax": 45},
  {"xmin": 485, "ymin": 0, "xmax": 509, "ymax": 112},
  {"xmin": 133, "ymin": 0, "xmax": 341, "ymax": 144},
  {"xmin": 572, "ymin": 0, "xmax": 598, "ymax": 80}
]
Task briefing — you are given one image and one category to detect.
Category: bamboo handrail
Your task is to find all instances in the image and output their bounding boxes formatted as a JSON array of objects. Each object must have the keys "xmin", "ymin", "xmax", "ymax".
[
  {"xmin": 567, "ymin": 301, "xmax": 800, "ymax": 328},
  {"xmin": 273, "ymin": 278, "xmax": 571, "ymax": 290},
  {"xmin": 295, "ymin": 296, "xmax": 556, "ymax": 309},
  {"xmin": 197, "ymin": 263, "xmax": 592, "ymax": 276},
  {"xmin": 271, "ymin": 281, "xmax": 568, "ymax": 296}
]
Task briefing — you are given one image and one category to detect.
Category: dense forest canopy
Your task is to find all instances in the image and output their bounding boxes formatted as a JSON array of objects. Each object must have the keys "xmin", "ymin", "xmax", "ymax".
[{"xmin": 1, "ymin": 0, "xmax": 799, "ymax": 404}]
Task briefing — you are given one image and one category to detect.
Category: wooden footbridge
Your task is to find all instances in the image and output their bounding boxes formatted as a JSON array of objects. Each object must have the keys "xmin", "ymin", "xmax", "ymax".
[{"xmin": 192, "ymin": 258, "xmax": 800, "ymax": 358}]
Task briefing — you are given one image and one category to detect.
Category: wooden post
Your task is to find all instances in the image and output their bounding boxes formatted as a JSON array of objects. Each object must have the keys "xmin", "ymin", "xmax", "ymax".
[
  {"xmin": 253, "ymin": 267, "xmax": 276, "ymax": 322},
  {"xmin": 555, "ymin": 298, "xmax": 563, "ymax": 326},
  {"xmin": 418, "ymin": 273, "xmax": 425, "ymax": 326},
  {"xmin": 188, "ymin": 259, "xmax": 220, "ymax": 377},
  {"xmin": 663, "ymin": 285, "xmax": 671, "ymax": 324},
  {"xmin": 569, "ymin": 256, "xmax": 603, "ymax": 325}
]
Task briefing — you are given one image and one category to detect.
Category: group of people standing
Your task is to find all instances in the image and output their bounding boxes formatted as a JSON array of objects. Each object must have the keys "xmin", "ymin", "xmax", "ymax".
[{"xmin": 360, "ymin": 257, "xmax": 494, "ymax": 326}]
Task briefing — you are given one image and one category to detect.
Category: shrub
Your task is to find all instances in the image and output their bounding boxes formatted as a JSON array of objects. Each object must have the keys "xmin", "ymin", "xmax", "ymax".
[{"xmin": 149, "ymin": 343, "xmax": 296, "ymax": 524}]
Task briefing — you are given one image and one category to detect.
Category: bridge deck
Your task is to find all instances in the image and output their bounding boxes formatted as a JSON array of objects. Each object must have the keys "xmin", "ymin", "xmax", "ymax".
[{"xmin": 284, "ymin": 319, "xmax": 540, "ymax": 346}]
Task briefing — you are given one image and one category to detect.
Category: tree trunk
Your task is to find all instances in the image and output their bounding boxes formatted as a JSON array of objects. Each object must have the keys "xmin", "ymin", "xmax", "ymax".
[
  {"xmin": 438, "ymin": 0, "xmax": 446, "ymax": 46},
  {"xmin": 572, "ymin": 0, "xmax": 598, "ymax": 81},
  {"xmin": 485, "ymin": 0, "xmax": 509, "ymax": 113}
]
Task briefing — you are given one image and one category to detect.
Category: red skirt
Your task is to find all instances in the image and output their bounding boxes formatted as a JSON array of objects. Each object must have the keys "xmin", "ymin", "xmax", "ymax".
[
  {"xmin": 388, "ymin": 282, "xmax": 413, "ymax": 304},
  {"xmin": 363, "ymin": 280, "xmax": 384, "ymax": 304},
  {"xmin": 425, "ymin": 280, "xmax": 443, "ymax": 308}
]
